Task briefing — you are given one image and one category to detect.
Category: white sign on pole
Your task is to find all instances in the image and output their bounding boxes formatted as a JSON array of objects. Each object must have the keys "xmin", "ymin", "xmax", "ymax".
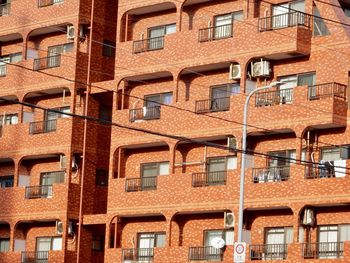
[{"xmin": 234, "ymin": 242, "xmax": 246, "ymax": 263}]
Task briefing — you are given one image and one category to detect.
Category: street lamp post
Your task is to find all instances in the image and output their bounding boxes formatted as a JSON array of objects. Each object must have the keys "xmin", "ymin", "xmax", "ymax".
[{"xmin": 237, "ymin": 81, "xmax": 283, "ymax": 243}]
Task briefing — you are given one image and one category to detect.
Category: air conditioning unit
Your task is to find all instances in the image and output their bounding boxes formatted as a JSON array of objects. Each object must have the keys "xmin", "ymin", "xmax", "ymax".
[
  {"xmin": 251, "ymin": 60, "xmax": 271, "ymax": 77},
  {"xmin": 302, "ymin": 208, "xmax": 314, "ymax": 226},
  {"xmin": 229, "ymin": 64, "xmax": 241, "ymax": 80},
  {"xmin": 60, "ymin": 155, "xmax": 67, "ymax": 169},
  {"xmin": 56, "ymin": 220, "xmax": 64, "ymax": 235},
  {"xmin": 227, "ymin": 137, "xmax": 237, "ymax": 152},
  {"xmin": 67, "ymin": 25, "xmax": 75, "ymax": 40},
  {"xmin": 224, "ymin": 212, "xmax": 235, "ymax": 228}
]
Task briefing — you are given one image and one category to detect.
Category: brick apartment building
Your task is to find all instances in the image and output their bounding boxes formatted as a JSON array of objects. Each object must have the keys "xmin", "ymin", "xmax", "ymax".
[{"xmin": 1, "ymin": 0, "xmax": 350, "ymax": 262}]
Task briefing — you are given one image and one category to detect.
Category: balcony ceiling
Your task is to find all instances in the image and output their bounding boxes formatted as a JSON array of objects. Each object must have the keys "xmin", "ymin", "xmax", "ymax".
[
  {"xmin": 28, "ymin": 24, "xmax": 70, "ymax": 38},
  {"xmin": 128, "ymin": 2, "xmax": 176, "ymax": 15},
  {"xmin": 24, "ymin": 87, "xmax": 70, "ymax": 99},
  {"xmin": 0, "ymin": 33, "xmax": 22, "ymax": 42},
  {"xmin": 122, "ymin": 141, "xmax": 168, "ymax": 149},
  {"xmin": 124, "ymin": 71, "xmax": 172, "ymax": 82},
  {"xmin": 183, "ymin": 0, "xmax": 211, "ymax": 7},
  {"xmin": 21, "ymin": 154, "xmax": 60, "ymax": 161},
  {"xmin": 0, "ymin": 158, "xmax": 14, "ymax": 163},
  {"xmin": 180, "ymin": 62, "xmax": 231, "ymax": 76}
]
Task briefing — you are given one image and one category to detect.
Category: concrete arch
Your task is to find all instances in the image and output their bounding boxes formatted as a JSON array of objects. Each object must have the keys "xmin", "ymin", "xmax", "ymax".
[
  {"xmin": 22, "ymin": 86, "xmax": 72, "ymax": 102},
  {"xmin": 26, "ymin": 22, "xmax": 74, "ymax": 40}
]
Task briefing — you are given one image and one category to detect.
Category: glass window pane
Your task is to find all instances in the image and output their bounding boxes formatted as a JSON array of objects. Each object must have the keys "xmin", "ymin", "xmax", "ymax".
[
  {"xmin": 165, "ymin": 24, "xmax": 176, "ymax": 35},
  {"xmin": 226, "ymin": 156, "xmax": 237, "ymax": 170},
  {"xmin": 215, "ymin": 14, "xmax": 233, "ymax": 26},
  {"xmin": 37, "ymin": 237, "xmax": 52, "ymax": 251},
  {"xmin": 52, "ymin": 237, "xmax": 62, "ymax": 251},
  {"xmin": 0, "ymin": 239, "xmax": 10, "ymax": 252},
  {"xmin": 159, "ymin": 162, "xmax": 169, "ymax": 175},
  {"xmin": 229, "ymin": 83, "xmax": 240, "ymax": 95},
  {"xmin": 313, "ymin": 6, "xmax": 330, "ymax": 36},
  {"xmin": 205, "ymin": 230, "xmax": 224, "ymax": 246},
  {"xmin": 161, "ymin": 92, "xmax": 173, "ymax": 105},
  {"xmin": 279, "ymin": 75, "xmax": 297, "ymax": 90},
  {"xmin": 212, "ymin": 85, "xmax": 229, "ymax": 99},
  {"xmin": 339, "ymin": 225, "xmax": 350, "ymax": 242},
  {"xmin": 266, "ymin": 228, "xmax": 285, "ymax": 244},
  {"xmin": 10, "ymin": 53, "xmax": 22, "ymax": 63},
  {"xmin": 225, "ymin": 230, "xmax": 234, "ymax": 245},
  {"xmin": 322, "ymin": 148, "xmax": 341, "ymax": 161},
  {"xmin": 285, "ymin": 227, "xmax": 294, "ymax": 243},
  {"xmin": 291, "ymin": 0, "xmax": 305, "ymax": 12},
  {"xmin": 145, "ymin": 95, "xmax": 161, "ymax": 107},
  {"xmin": 232, "ymin": 11, "xmax": 243, "ymax": 21},
  {"xmin": 142, "ymin": 163, "xmax": 158, "ymax": 177},
  {"xmin": 298, "ymin": 73, "xmax": 316, "ymax": 86},
  {"xmin": 208, "ymin": 158, "xmax": 226, "ymax": 172},
  {"xmin": 149, "ymin": 27, "xmax": 165, "ymax": 38},
  {"xmin": 156, "ymin": 233, "xmax": 166, "ymax": 247}
]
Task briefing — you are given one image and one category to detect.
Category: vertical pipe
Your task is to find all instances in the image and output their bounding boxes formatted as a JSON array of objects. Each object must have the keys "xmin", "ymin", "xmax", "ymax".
[{"xmin": 76, "ymin": 0, "xmax": 95, "ymax": 262}]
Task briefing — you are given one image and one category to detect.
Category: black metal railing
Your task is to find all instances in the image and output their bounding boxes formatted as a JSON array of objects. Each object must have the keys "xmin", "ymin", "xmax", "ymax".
[
  {"xmin": 308, "ymin": 82, "xmax": 347, "ymax": 100},
  {"xmin": 255, "ymin": 88, "xmax": 293, "ymax": 107},
  {"xmin": 195, "ymin": 97, "xmax": 230, "ymax": 113},
  {"xmin": 252, "ymin": 166, "xmax": 290, "ymax": 183},
  {"xmin": 192, "ymin": 171, "xmax": 227, "ymax": 187},
  {"xmin": 189, "ymin": 246, "xmax": 223, "ymax": 261},
  {"xmin": 199, "ymin": 24, "xmax": 233, "ymax": 42},
  {"xmin": 0, "ymin": 3, "xmax": 10, "ymax": 16},
  {"xmin": 133, "ymin": 36, "xmax": 164, "ymax": 53},
  {"xmin": 33, "ymin": 55, "xmax": 61, "ymax": 71},
  {"xmin": 130, "ymin": 106, "xmax": 161, "ymax": 122},
  {"xmin": 25, "ymin": 185, "xmax": 53, "ymax": 199},
  {"xmin": 125, "ymin": 176, "xmax": 157, "ymax": 192},
  {"xmin": 0, "ymin": 64, "xmax": 7, "ymax": 77},
  {"xmin": 38, "ymin": 0, "xmax": 64, "ymax": 7},
  {"xmin": 305, "ymin": 162, "xmax": 336, "ymax": 179},
  {"xmin": 29, "ymin": 119, "xmax": 57, "ymax": 134},
  {"xmin": 122, "ymin": 248, "xmax": 154, "ymax": 261},
  {"xmin": 302, "ymin": 242, "xmax": 344, "ymax": 259},
  {"xmin": 21, "ymin": 251, "xmax": 49, "ymax": 263},
  {"xmin": 250, "ymin": 244, "xmax": 288, "ymax": 260},
  {"xmin": 259, "ymin": 11, "xmax": 311, "ymax": 31}
]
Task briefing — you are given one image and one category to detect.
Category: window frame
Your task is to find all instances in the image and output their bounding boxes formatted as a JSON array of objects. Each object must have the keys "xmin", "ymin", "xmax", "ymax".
[
  {"xmin": 213, "ymin": 11, "xmax": 244, "ymax": 27},
  {"xmin": 36, "ymin": 236, "xmax": 62, "ymax": 251},
  {"xmin": 45, "ymin": 106, "xmax": 70, "ymax": 120},
  {"xmin": 147, "ymin": 23, "xmax": 176, "ymax": 39},
  {"xmin": 277, "ymin": 72, "xmax": 316, "ymax": 88},
  {"xmin": 95, "ymin": 169, "xmax": 108, "ymax": 186},
  {"xmin": 0, "ymin": 175, "xmax": 14, "ymax": 188},
  {"xmin": 206, "ymin": 155, "xmax": 237, "ymax": 172},
  {"xmin": 137, "ymin": 232, "xmax": 166, "ymax": 248},
  {"xmin": 267, "ymin": 149, "xmax": 296, "ymax": 167},
  {"xmin": 144, "ymin": 92, "xmax": 173, "ymax": 107},
  {"xmin": 0, "ymin": 113, "xmax": 19, "ymax": 125},
  {"xmin": 203, "ymin": 229, "xmax": 234, "ymax": 246},
  {"xmin": 140, "ymin": 161, "xmax": 170, "ymax": 177},
  {"xmin": 210, "ymin": 83, "xmax": 240, "ymax": 99},
  {"xmin": 47, "ymin": 42, "xmax": 74, "ymax": 56},
  {"xmin": 264, "ymin": 226, "xmax": 293, "ymax": 244},
  {"xmin": 0, "ymin": 238, "xmax": 10, "ymax": 252}
]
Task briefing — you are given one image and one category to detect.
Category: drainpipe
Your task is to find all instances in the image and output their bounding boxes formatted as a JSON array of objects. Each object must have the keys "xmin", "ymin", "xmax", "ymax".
[{"xmin": 76, "ymin": 0, "xmax": 95, "ymax": 262}]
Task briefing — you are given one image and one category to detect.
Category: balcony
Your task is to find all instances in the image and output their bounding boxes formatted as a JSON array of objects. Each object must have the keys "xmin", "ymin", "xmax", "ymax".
[
  {"xmin": 302, "ymin": 242, "xmax": 344, "ymax": 259},
  {"xmin": 255, "ymin": 88, "xmax": 293, "ymax": 107},
  {"xmin": 25, "ymin": 185, "xmax": 53, "ymax": 199},
  {"xmin": 198, "ymin": 24, "xmax": 233, "ymax": 42},
  {"xmin": 305, "ymin": 163, "xmax": 337, "ymax": 179},
  {"xmin": 258, "ymin": 11, "xmax": 311, "ymax": 32},
  {"xmin": 122, "ymin": 248, "xmax": 154, "ymax": 262},
  {"xmin": 250, "ymin": 244, "xmax": 287, "ymax": 260},
  {"xmin": 133, "ymin": 37, "xmax": 164, "ymax": 54},
  {"xmin": 252, "ymin": 166, "xmax": 290, "ymax": 183},
  {"xmin": 125, "ymin": 176, "xmax": 157, "ymax": 192},
  {"xmin": 189, "ymin": 246, "xmax": 223, "ymax": 261},
  {"xmin": 195, "ymin": 97, "xmax": 230, "ymax": 113},
  {"xmin": 29, "ymin": 120, "xmax": 57, "ymax": 134},
  {"xmin": 129, "ymin": 106, "xmax": 161, "ymax": 122},
  {"xmin": 38, "ymin": 0, "xmax": 64, "ymax": 8},
  {"xmin": 0, "ymin": 3, "xmax": 10, "ymax": 16},
  {"xmin": 0, "ymin": 64, "xmax": 7, "ymax": 77},
  {"xmin": 308, "ymin": 82, "xmax": 347, "ymax": 100},
  {"xmin": 33, "ymin": 55, "xmax": 61, "ymax": 71},
  {"xmin": 21, "ymin": 251, "xmax": 48, "ymax": 263},
  {"xmin": 192, "ymin": 171, "xmax": 227, "ymax": 187}
]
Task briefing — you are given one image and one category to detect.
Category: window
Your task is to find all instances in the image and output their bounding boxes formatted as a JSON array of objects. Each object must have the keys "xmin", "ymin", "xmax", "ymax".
[
  {"xmin": 102, "ymin": 40, "xmax": 115, "ymax": 57},
  {"xmin": 92, "ymin": 236, "xmax": 104, "ymax": 251},
  {"xmin": 313, "ymin": 5, "xmax": 330, "ymax": 36},
  {"xmin": 138, "ymin": 232, "xmax": 166, "ymax": 249},
  {"xmin": 0, "ymin": 176, "xmax": 14, "ymax": 188},
  {"xmin": 321, "ymin": 147, "xmax": 341, "ymax": 161},
  {"xmin": 36, "ymin": 236, "xmax": 62, "ymax": 251},
  {"xmin": 48, "ymin": 43, "xmax": 74, "ymax": 56},
  {"xmin": 214, "ymin": 11, "xmax": 243, "ymax": 39},
  {"xmin": 144, "ymin": 92, "xmax": 173, "ymax": 107},
  {"xmin": 268, "ymin": 150, "xmax": 296, "ymax": 167},
  {"xmin": 99, "ymin": 105, "xmax": 112, "ymax": 121},
  {"xmin": 96, "ymin": 169, "xmax": 108, "ymax": 186},
  {"xmin": 272, "ymin": 1, "xmax": 305, "ymax": 28},
  {"xmin": 0, "ymin": 238, "xmax": 9, "ymax": 252},
  {"xmin": 0, "ymin": 114, "xmax": 18, "ymax": 125},
  {"xmin": 46, "ymin": 106, "xmax": 70, "ymax": 120},
  {"xmin": 211, "ymin": 83, "xmax": 240, "ymax": 99},
  {"xmin": 207, "ymin": 156, "xmax": 237, "ymax": 172},
  {"xmin": 0, "ymin": 53, "xmax": 22, "ymax": 64},
  {"xmin": 141, "ymin": 162, "xmax": 169, "ymax": 177},
  {"xmin": 278, "ymin": 72, "xmax": 316, "ymax": 89},
  {"xmin": 40, "ymin": 171, "xmax": 65, "ymax": 185},
  {"xmin": 265, "ymin": 227, "xmax": 293, "ymax": 245},
  {"xmin": 204, "ymin": 229, "xmax": 234, "ymax": 246},
  {"xmin": 148, "ymin": 24, "xmax": 176, "ymax": 39}
]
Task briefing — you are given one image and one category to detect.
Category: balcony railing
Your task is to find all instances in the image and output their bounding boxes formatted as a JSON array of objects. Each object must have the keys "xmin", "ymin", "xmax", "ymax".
[
  {"xmin": 0, "ymin": 3, "xmax": 10, "ymax": 16},
  {"xmin": 255, "ymin": 88, "xmax": 293, "ymax": 107},
  {"xmin": 195, "ymin": 97, "xmax": 230, "ymax": 113},
  {"xmin": 308, "ymin": 82, "xmax": 347, "ymax": 100},
  {"xmin": 259, "ymin": 11, "xmax": 311, "ymax": 31},
  {"xmin": 122, "ymin": 248, "xmax": 154, "ymax": 262},
  {"xmin": 29, "ymin": 119, "xmax": 57, "ymax": 134},
  {"xmin": 305, "ymin": 162, "xmax": 336, "ymax": 179},
  {"xmin": 38, "ymin": 0, "xmax": 64, "ymax": 7},
  {"xmin": 133, "ymin": 36, "xmax": 164, "ymax": 54},
  {"xmin": 250, "ymin": 244, "xmax": 288, "ymax": 260},
  {"xmin": 189, "ymin": 246, "xmax": 223, "ymax": 261},
  {"xmin": 0, "ymin": 64, "xmax": 7, "ymax": 77},
  {"xmin": 130, "ymin": 106, "xmax": 161, "ymax": 122},
  {"xmin": 33, "ymin": 55, "xmax": 61, "ymax": 71},
  {"xmin": 198, "ymin": 24, "xmax": 233, "ymax": 42},
  {"xmin": 252, "ymin": 166, "xmax": 290, "ymax": 183},
  {"xmin": 125, "ymin": 176, "xmax": 157, "ymax": 192},
  {"xmin": 302, "ymin": 242, "xmax": 344, "ymax": 259},
  {"xmin": 192, "ymin": 171, "xmax": 227, "ymax": 187},
  {"xmin": 25, "ymin": 185, "xmax": 53, "ymax": 199},
  {"xmin": 21, "ymin": 251, "xmax": 49, "ymax": 263}
]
